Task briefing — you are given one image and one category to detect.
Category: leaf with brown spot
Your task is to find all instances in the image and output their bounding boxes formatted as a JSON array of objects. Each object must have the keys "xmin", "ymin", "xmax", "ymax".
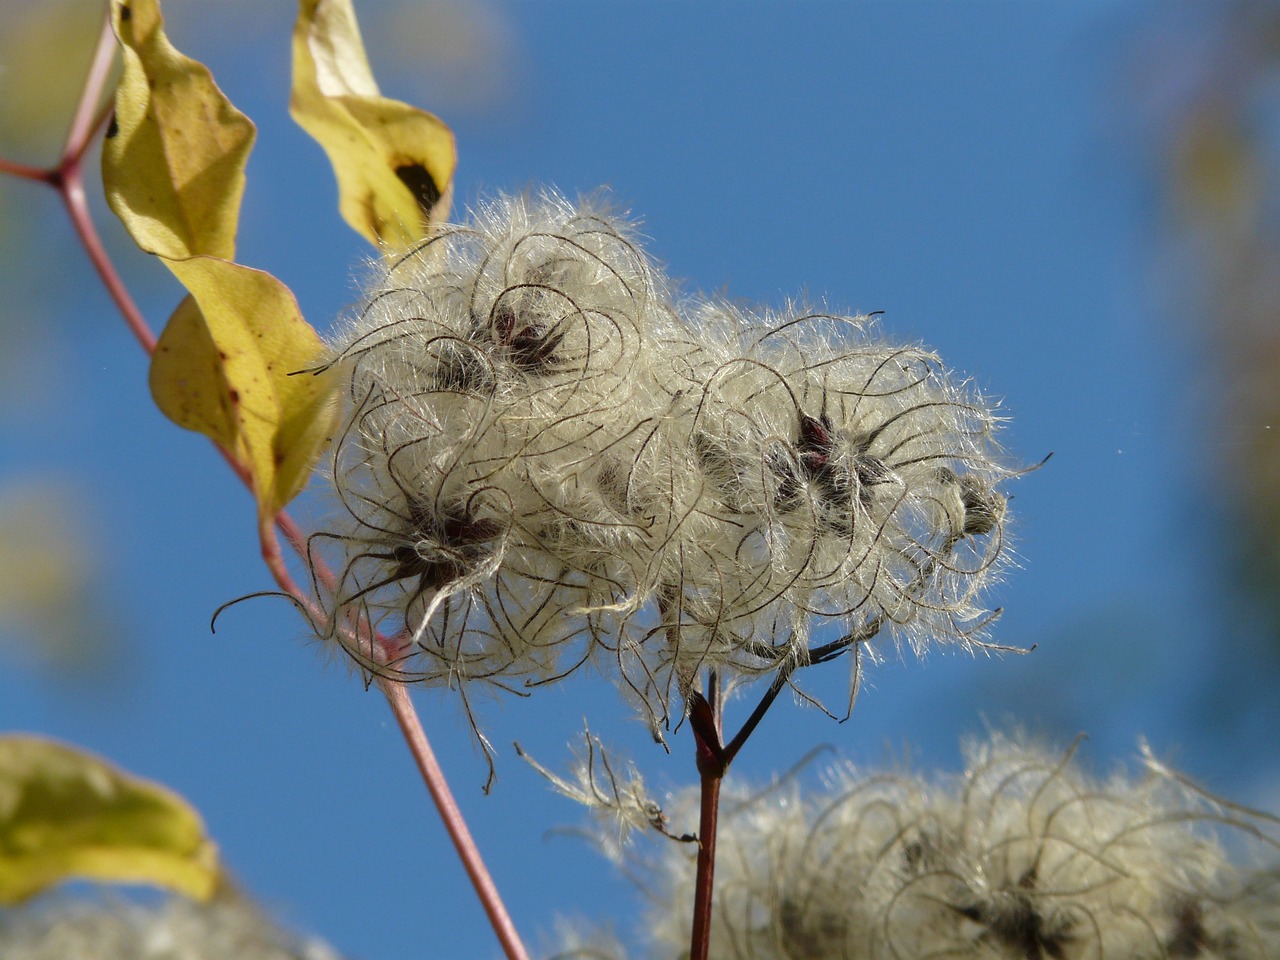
[
  {"xmin": 149, "ymin": 295, "xmax": 239, "ymax": 449},
  {"xmin": 102, "ymin": 0, "xmax": 342, "ymax": 517},
  {"xmin": 102, "ymin": 0, "xmax": 255, "ymax": 261},
  {"xmin": 291, "ymin": 0, "xmax": 456, "ymax": 250},
  {"xmin": 152, "ymin": 258, "xmax": 339, "ymax": 519},
  {"xmin": 0, "ymin": 735, "xmax": 220, "ymax": 904}
]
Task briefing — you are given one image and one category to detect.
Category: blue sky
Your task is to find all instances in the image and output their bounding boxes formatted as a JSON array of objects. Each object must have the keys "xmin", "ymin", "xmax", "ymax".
[{"xmin": 2, "ymin": 3, "xmax": 1270, "ymax": 958}]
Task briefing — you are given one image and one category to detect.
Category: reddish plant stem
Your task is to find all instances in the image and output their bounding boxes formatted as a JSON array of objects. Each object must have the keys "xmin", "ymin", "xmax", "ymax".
[
  {"xmin": 686, "ymin": 657, "xmax": 822, "ymax": 960},
  {"xmin": 56, "ymin": 18, "xmax": 157, "ymax": 355},
  {"xmin": 276, "ymin": 509, "xmax": 341, "ymax": 598},
  {"xmin": 258, "ymin": 518, "xmax": 327, "ymax": 629},
  {"xmin": 690, "ymin": 764, "xmax": 723, "ymax": 960},
  {"xmin": 0, "ymin": 11, "xmax": 532, "ymax": 960},
  {"xmin": 0, "ymin": 157, "xmax": 53, "ymax": 181},
  {"xmin": 381, "ymin": 681, "xmax": 531, "ymax": 960},
  {"xmin": 64, "ymin": 11, "xmax": 119, "ymax": 161},
  {"xmin": 687, "ymin": 684, "xmax": 727, "ymax": 960},
  {"xmin": 62, "ymin": 169, "xmax": 156, "ymax": 353}
]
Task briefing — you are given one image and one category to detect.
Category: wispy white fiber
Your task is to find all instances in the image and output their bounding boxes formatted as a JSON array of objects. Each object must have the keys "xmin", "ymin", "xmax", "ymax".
[
  {"xmin": 315, "ymin": 190, "xmax": 1015, "ymax": 727},
  {"xmin": 637, "ymin": 735, "xmax": 1280, "ymax": 959}
]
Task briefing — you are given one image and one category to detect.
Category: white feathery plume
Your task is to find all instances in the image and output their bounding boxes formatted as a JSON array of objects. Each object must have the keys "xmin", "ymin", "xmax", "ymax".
[
  {"xmin": 313, "ymin": 190, "xmax": 1016, "ymax": 729},
  {"xmin": 639, "ymin": 735, "xmax": 1280, "ymax": 960}
]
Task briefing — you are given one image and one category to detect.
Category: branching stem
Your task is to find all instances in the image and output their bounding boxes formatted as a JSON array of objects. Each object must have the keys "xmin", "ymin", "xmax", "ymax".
[
  {"xmin": 685, "ymin": 619, "xmax": 884, "ymax": 958},
  {"xmin": 0, "ymin": 10, "xmax": 532, "ymax": 960},
  {"xmin": 722, "ymin": 664, "xmax": 792, "ymax": 767}
]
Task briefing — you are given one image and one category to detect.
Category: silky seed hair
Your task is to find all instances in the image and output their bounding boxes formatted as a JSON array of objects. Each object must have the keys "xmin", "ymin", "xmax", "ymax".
[
  {"xmin": 638, "ymin": 735, "xmax": 1280, "ymax": 960},
  {"xmin": 316, "ymin": 191, "xmax": 677, "ymax": 687},
  {"xmin": 312, "ymin": 189, "xmax": 1017, "ymax": 728},
  {"xmin": 516, "ymin": 725, "xmax": 688, "ymax": 865},
  {"xmin": 612, "ymin": 302, "xmax": 1013, "ymax": 719}
]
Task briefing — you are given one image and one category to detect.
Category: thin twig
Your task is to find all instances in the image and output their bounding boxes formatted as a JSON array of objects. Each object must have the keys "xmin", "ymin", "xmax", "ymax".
[
  {"xmin": 380, "ymin": 680, "xmax": 532, "ymax": 960},
  {"xmin": 723, "ymin": 664, "xmax": 794, "ymax": 766},
  {"xmin": 62, "ymin": 11, "xmax": 119, "ymax": 166},
  {"xmin": 724, "ymin": 617, "xmax": 884, "ymax": 763},
  {"xmin": 0, "ymin": 157, "xmax": 54, "ymax": 182}
]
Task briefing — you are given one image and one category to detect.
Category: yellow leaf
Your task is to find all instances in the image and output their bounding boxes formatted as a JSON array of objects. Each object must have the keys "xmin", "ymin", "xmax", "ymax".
[
  {"xmin": 102, "ymin": 0, "xmax": 255, "ymax": 261},
  {"xmin": 0, "ymin": 735, "xmax": 219, "ymax": 904},
  {"xmin": 291, "ymin": 0, "xmax": 456, "ymax": 250},
  {"xmin": 152, "ymin": 259, "xmax": 339, "ymax": 519},
  {"xmin": 149, "ymin": 295, "xmax": 239, "ymax": 451},
  {"xmin": 99, "ymin": 0, "xmax": 337, "ymax": 518}
]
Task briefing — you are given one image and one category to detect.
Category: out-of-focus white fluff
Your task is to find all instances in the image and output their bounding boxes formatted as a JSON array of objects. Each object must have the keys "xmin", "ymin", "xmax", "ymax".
[{"xmin": 639, "ymin": 735, "xmax": 1280, "ymax": 959}]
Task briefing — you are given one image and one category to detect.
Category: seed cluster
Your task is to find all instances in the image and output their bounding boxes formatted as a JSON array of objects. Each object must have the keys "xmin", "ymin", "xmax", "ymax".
[
  {"xmin": 0, "ymin": 896, "xmax": 343, "ymax": 960},
  {"xmin": 315, "ymin": 192, "xmax": 1012, "ymax": 723},
  {"xmin": 640, "ymin": 736, "xmax": 1280, "ymax": 960}
]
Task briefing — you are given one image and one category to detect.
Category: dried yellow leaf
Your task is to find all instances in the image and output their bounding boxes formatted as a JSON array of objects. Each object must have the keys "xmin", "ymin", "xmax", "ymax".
[
  {"xmin": 291, "ymin": 0, "xmax": 456, "ymax": 250},
  {"xmin": 149, "ymin": 295, "xmax": 239, "ymax": 451},
  {"xmin": 101, "ymin": 0, "xmax": 338, "ymax": 518},
  {"xmin": 102, "ymin": 0, "xmax": 255, "ymax": 261},
  {"xmin": 154, "ymin": 258, "xmax": 338, "ymax": 520},
  {"xmin": 0, "ymin": 735, "xmax": 219, "ymax": 904}
]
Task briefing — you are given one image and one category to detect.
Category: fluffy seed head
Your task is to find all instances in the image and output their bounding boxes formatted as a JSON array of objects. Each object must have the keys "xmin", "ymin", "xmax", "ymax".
[
  {"xmin": 313, "ymin": 190, "xmax": 1017, "ymax": 726},
  {"xmin": 316, "ymin": 191, "xmax": 677, "ymax": 686},
  {"xmin": 641, "ymin": 736, "xmax": 1280, "ymax": 960},
  {"xmin": 625, "ymin": 303, "xmax": 1011, "ymax": 700}
]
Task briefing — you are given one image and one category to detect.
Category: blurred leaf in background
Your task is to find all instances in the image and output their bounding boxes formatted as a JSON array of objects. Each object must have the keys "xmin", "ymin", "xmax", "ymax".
[
  {"xmin": 0, "ymin": 0, "xmax": 103, "ymax": 161},
  {"xmin": 0, "ymin": 0, "xmax": 107, "ymax": 405},
  {"xmin": 1135, "ymin": 4, "xmax": 1280, "ymax": 640},
  {"xmin": 0, "ymin": 735, "xmax": 220, "ymax": 904},
  {"xmin": 0, "ymin": 479, "xmax": 122, "ymax": 679},
  {"xmin": 1118, "ymin": 3, "xmax": 1280, "ymax": 765}
]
